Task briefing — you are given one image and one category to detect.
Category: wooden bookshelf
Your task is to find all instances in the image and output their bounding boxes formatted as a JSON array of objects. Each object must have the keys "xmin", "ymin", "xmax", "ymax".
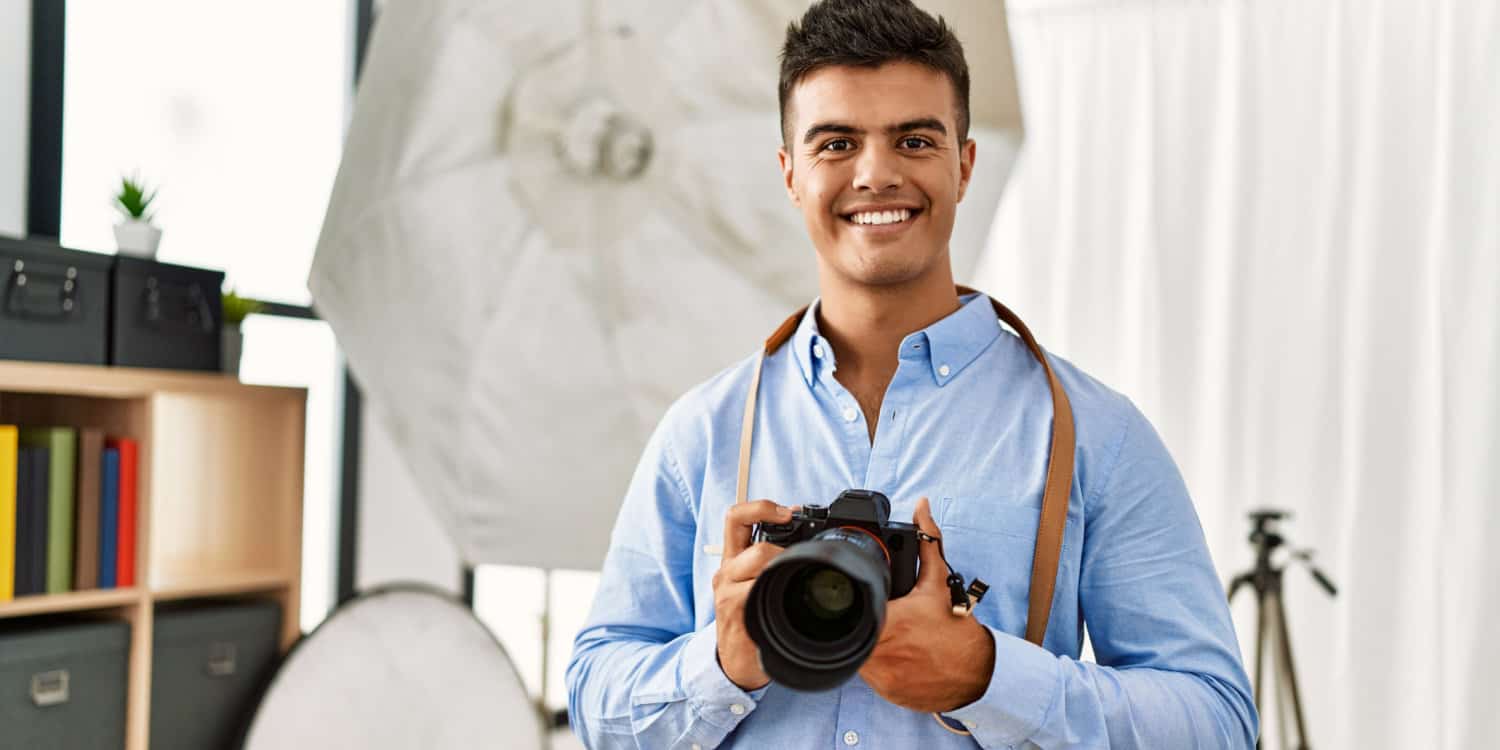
[{"xmin": 0, "ymin": 359, "xmax": 305, "ymax": 750}]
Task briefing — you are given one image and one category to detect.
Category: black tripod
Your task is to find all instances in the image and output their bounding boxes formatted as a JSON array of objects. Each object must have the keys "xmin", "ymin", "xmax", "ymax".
[{"xmin": 1226, "ymin": 510, "xmax": 1337, "ymax": 750}]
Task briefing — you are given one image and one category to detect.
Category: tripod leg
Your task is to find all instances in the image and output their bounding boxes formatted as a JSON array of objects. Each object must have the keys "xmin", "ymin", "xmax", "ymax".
[
  {"xmin": 1268, "ymin": 596, "xmax": 1292, "ymax": 750},
  {"xmin": 1271, "ymin": 587, "xmax": 1312, "ymax": 749},
  {"xmin": 1254, "ymin": 586, "xmax": 1269, "ymax": 722}
]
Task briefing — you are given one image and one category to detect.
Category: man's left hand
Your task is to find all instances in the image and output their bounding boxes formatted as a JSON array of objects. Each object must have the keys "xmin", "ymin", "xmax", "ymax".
[{"xmin": 859, "ymin": 496, "xmax": 996, "ymax": 714}]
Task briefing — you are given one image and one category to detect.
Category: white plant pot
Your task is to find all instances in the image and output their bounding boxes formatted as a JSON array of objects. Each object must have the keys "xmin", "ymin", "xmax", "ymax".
[{"xmin": 114, "ymin": 219, "xmax": 162, "ymax": 258}]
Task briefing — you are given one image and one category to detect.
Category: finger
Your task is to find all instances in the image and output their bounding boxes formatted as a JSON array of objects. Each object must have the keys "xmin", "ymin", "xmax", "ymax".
[
  {"xmin": 719, "ymin": 542, "xmax": 785, "ymax": 583},
  {"xmin": 912, "ymin": 497, "xmax": 948, "ymax": 589},
  {"xmin": 715, "ymin": 577, "xmax": 756, "ymax": 611},
  {"xmin": 722, "ymin": 500, "xmax": 793, "ymax": 562}
]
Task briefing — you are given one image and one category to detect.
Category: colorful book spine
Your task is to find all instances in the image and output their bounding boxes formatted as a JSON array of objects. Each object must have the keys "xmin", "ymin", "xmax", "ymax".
[
  {"xmin": 22, "ymin": 428, "xmax": 76, "ymax": 594},
  {"xmin": 30, "ymin": 448, "xmax": 48, "ymax": 595},
  {"xmin": 0, "ymin": 426, "xmax": 16, "ymax": 602},
  {"xmin": 109, "ymin": 438, "xmax": 138, "ymax": 588},
  {"xmin": 13, "ymin": 446, "xmax": 35, "ymax": 596},
  {"xmin": 74, "ymin": 429, "xmax": 104, "ymax": 591},
  {"xmin": 14, "ymin": 446, "xmax": 49, "ymax": 596},
  {"xmin": 100, "ymin": 448, "xmax": 119, "ymax": 589}
]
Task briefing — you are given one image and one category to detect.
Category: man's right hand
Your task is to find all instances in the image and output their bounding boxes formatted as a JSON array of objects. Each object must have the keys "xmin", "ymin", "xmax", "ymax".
[{"xmin": 712, "ymin": 499, "xmax": 794, "ymax": 691}]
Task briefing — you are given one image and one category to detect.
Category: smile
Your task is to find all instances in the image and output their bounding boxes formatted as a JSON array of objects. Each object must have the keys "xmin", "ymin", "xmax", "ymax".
[{"xmin": 841, "ymin": 208, "xmax": 922, "ymax": 228}]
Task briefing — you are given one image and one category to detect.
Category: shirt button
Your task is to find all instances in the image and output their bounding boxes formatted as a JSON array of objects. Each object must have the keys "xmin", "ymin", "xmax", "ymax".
[
  {"xmin": 843, "ymin": 730, "xmax": 860, "ymax": 746},
  {"xmin": 693, "ymin": 745, "xmax": 703, "ymax": 750},
  {"xmin": 813, "ymin": 344, "xmax": 825, "ymax": 359},
  {"xmin": 729, "ymin": 703, "xmax": 745, "ymax": 715},
  {"xmin": 842, "ymin": 406, "xmax": 858, "ymax": 422},
  {"xmin": 938, "ymin": 364, "xmax": 951, "ymax": 377}
]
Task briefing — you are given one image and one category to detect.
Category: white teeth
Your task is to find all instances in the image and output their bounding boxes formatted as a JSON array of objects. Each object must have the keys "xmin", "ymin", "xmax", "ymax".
[{"xmin": 850, "ymin": 209, "xmax": 912, "ymax": 225}]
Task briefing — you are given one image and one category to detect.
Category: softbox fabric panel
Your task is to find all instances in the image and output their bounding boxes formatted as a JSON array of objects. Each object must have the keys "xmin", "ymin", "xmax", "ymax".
[
  {"xmin": 244, "ymin": 586, "xmax": 544, "ymax": 749},
  {"xmin": 310, "ymin": 0, "xmax": 1024, "ymax": 569}
]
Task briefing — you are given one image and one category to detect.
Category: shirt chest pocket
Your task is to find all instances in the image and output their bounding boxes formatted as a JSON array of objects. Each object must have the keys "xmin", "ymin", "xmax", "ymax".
[{"xmin": 933, "ymin": 497, "xmax": 1074, "ymax": 637}]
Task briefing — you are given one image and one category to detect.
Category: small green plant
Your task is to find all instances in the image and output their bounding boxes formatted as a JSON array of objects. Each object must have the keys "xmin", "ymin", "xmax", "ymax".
[
  {"xmin": 222, "ymin": 288, "xmax": 265, "ymax": 326},
  {"xmin": 114, "ymin": 173, "xmax": 158, "ymax": 222}
]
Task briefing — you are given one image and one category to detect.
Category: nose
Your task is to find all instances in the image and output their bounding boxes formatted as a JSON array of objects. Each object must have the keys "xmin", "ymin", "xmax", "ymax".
[{"xmin": 851, "ymin": 143, "xmax": 903, "ymax": 193}]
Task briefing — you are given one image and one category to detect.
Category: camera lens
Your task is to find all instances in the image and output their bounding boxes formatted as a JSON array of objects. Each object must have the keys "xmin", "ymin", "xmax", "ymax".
[
  {"xmin": 745, "ymin": 528, "xmax": 891, "ymax": 691},
  {"xmin": 804, "ymin": 569, "xmax": 856, "ymax": 619},
  {"xmin": 785, "ymin": 566, "xmax": 862, "ymax": 641}
]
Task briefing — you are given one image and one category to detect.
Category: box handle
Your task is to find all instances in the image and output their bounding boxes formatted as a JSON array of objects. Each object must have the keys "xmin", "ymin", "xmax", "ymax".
[
  {"xmin": 206, "ymin": 642, "xmax": 238, "ymax": 677},
  {"xmin": 30, "ymin": 669, "xmax": 70, "ymax": 707},
  {"xmin": 4, "ymin": 260, "xmax": 81, "ymax": 321},
  {"xmin": 141, "ymin": 276, "xmax": 215, "ymax": 333}
]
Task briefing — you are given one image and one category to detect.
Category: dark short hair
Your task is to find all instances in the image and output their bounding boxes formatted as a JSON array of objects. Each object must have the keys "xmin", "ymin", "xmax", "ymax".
[{"xmin": 779, "ymin": 0, "xmax": 971, "ymax": 147}]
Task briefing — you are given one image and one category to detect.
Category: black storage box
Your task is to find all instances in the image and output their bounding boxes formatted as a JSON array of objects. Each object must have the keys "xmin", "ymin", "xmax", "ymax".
[
  {"xmin": 149, "ymin": 600, "xmax": 282, "ymax": 750},
  {"xmin": 0, "ymin": 617, "xmax": 131, "ymax": 749},
  {"xmin": 109, "ymin": 256, "xmax": 223, "ymax": 371},
  {"xmin": 0, "ymin": 235, "xmax": 113, "ymax": 366}
]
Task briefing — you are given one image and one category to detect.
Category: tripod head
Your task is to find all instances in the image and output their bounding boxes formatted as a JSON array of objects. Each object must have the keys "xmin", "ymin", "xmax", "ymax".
[
  {"xmin": 1247, "ymin": 509, "xmax": 1289, "ymax": 555},
  {"xmin": 1239, "ymin": 508, "xmax": 1338, "ymax": 598}
]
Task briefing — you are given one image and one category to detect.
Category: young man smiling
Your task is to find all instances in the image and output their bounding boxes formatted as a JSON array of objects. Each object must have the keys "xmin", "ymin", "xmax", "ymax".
[{"xmin": 567, "ymin": 1, "xmax": 1257, "ymax": 747}]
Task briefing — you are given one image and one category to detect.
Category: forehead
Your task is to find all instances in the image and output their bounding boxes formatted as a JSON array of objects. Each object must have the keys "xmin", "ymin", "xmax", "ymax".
[{"xmin": 787, "ymin": 61, "xmax": 958, "ymax": 132}]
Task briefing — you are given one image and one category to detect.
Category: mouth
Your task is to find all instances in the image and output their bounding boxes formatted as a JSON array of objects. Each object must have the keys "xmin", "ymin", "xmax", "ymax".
[{"xmin": 840, "ymin": 207, "xmax": 923, "ymax": 234}]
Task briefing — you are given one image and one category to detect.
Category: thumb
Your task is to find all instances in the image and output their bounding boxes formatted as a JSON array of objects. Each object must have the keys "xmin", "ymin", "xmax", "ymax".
[{"xmin": 912, "ymin": 497, "xmax": 947, "ymax": 588}]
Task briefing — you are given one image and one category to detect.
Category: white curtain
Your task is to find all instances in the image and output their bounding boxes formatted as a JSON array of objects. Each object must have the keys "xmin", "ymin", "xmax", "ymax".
[{"xmin": 972, "ymin": 0, "xmax": 1499, "ymax": 748}]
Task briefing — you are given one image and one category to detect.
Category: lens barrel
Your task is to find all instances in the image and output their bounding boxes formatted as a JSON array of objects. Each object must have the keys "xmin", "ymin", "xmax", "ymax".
[{"xmin": 744, "ymin": 527, "xmax": 892, "ymax": 691}]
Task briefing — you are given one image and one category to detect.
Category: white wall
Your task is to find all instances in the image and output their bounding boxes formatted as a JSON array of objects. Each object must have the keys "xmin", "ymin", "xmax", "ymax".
[{"xmin": 1, "ymin": 0, "xmax": 29, "ymax": 235}]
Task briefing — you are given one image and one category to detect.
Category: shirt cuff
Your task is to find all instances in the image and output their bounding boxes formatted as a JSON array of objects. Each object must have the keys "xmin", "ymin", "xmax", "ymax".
[
  {"xmin": 679, "ymin": 624, "xmax": 766, "ymax": 741},
  {"xmin": 941, "ymin": 626, "xmax": 1062, "ymax": 746}
]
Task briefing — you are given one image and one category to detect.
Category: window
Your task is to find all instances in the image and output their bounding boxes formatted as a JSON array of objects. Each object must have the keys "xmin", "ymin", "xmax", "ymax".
[
  {"xmin": 474, "ymin": 565, "xmax": 602, "ymax": 711},
  {"xmin": 58, "ymin": 0, "xmax": 349, "ymax": 305},
  {"xmin": 56, "ymin": 1, "xmax": 354, "ymax": 630}
]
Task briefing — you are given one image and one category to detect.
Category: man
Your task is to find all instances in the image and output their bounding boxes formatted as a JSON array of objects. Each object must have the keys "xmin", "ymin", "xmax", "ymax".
[{"xmin": 567, "ymin": 1, "xmax": 1257, "ymax": 747}]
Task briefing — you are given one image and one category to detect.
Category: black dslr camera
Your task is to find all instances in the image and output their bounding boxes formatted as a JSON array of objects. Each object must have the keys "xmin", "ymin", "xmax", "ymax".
[{"xmin": 745, "ymin": 489, "xmax": 921, "ymax": 691}]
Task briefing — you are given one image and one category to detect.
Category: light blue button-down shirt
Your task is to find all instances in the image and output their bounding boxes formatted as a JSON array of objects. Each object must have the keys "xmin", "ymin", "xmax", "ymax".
[{"xmin": 567, "ymin": 292, "xmax": 1257, "ymax": 749}]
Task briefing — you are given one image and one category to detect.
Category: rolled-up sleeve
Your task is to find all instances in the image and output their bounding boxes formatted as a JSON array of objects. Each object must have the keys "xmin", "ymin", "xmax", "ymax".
[
  {"xmin": 566, "ymin": 414, "xmax": 765, "ymax": 749},
  {"xmin": 943, "ymin": 402, "xmax": 1259, "ymax": 749}
]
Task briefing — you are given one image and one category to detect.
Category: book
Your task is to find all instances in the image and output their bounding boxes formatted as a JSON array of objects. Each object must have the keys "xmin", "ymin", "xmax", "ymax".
[
  {"xmin": 14, "ymin": 446, "xmax": 49, "ymax": 596},
  {"xmin": 21, "ymin": 427, "xmax": 76, "ymax": 594},
  {"xmin": 13, "ymin": 446, "xmax": 33, "ymax": 596},
  {"xmin": 109, "ymin": 438, "xmax": 139, "ymax": 588},
  {"xmin": 100, "ymin": 447, "xmax": 119, "ymax": 589},
  {"xmin": 30, "ymin": 448, "xmax": 49, "ymax": 596},
  {"xmin": 74, "ymin": 429, "xmax": 104, "ymax": 591},
  {"xmin": 0, "ymin": 425, "xmax": 16, "ymax": 602}
]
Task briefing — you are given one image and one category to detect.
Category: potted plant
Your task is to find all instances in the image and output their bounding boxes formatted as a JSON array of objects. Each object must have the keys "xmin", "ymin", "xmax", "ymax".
[
  {"xmin": 113, "ymin": 173, "xmax": 162, "ymax": 257},
  {"xmin": 221, "ymin": 288, "xmax": 264, "ymax": 375}
]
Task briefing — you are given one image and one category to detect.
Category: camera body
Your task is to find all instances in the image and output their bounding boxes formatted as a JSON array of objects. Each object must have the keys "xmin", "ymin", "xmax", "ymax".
[{"xmin": 753, "ymin": 489, "xmax": 920, "ymax": 599}]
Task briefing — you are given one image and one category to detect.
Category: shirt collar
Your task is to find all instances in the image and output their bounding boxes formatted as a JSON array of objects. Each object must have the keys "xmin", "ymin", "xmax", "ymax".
[
  {"xmin": 900, "ymin": 291, "xmax": 999, "ymax": 386},
  {"xmin": 787, "ymin": 291, "xmax": 1000, "ymax": 389},
  {"xmin": 789, "ymin": 298, "xmax": 828, "ymax": 388}
]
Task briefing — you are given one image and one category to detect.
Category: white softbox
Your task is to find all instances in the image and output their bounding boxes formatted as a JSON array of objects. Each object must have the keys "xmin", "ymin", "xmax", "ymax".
[{"xmin": 309, "ymin": 0, "xmax": 1025, "ymax": 569}]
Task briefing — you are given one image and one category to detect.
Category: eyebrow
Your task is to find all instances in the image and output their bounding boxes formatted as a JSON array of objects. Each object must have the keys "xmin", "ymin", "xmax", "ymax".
[{"xmin": 801, "ymin": 117, "xmax": 949, "ymax": 145}]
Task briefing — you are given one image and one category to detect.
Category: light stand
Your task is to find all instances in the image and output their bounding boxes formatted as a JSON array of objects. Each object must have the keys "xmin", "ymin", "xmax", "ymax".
[{"xmin": 1226, "ymin": 510, "xmax": 1337, "ymax": 750}]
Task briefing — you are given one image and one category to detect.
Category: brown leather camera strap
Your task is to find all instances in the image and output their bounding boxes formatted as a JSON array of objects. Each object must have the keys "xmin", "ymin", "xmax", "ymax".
[{"xmin": 735, "ymin": 286, "xmax": 1075, "ymax": 648}]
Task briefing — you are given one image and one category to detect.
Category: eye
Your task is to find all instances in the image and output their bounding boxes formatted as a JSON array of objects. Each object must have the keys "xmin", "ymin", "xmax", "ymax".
[
  {"xmin": 900, "ymin": 136, "xmax": 932, "ymax": 149},
  {"xmin": 820, "ymin": 138, "xmax": 854, "ymax": 153}
]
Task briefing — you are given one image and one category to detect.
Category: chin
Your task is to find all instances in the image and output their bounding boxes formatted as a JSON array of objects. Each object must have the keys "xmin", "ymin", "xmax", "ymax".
[{"xmin": 840, "ymin": 259, "xmax": 932, "ymax": 288}]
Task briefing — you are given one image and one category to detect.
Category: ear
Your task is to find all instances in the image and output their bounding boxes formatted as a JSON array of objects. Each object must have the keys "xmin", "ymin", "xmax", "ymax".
[
  {"xmin": 778, "ymin": 146, "xmax": 800, "ymax": 207},
  {"xmin": 955, "ymin": 137, "xmax": 977, "ymax": 204}
]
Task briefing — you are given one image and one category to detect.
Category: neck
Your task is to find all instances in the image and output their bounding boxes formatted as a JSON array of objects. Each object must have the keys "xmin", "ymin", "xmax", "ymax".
[{"xmin": 815, "ymin": 266, "xmax": 963, "ymax": 380}]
